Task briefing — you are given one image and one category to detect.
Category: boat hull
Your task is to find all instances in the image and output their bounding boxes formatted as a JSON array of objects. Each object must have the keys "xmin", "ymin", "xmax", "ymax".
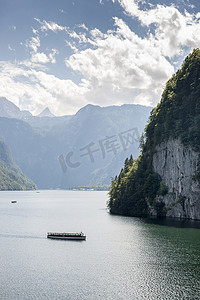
[
  {"xmin": 47, "ymin": 232, "xmax": 86, "ymax": 240},
  {"xmin": 47, "ymin": 235, "xmax": 86, "ymax": 240}
]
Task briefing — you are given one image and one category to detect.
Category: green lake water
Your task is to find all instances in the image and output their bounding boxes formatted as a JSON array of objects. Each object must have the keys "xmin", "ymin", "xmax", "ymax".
[{"xmin": 0, "ymin": 190, "xmax": 199, "ymax": 299}]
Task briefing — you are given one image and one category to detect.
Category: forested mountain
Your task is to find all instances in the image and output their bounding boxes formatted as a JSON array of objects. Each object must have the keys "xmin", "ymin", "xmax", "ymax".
[
  {"xmin": 108, "ymin": 49, "xmax": 200, "ymax": 220},
  {"xmin": 0, "ymin": 102, "xmax": 151, "ymax": 189},
  {"xmin": 0, "ymin": 141, "xmax": 36, "ymax": 190}
]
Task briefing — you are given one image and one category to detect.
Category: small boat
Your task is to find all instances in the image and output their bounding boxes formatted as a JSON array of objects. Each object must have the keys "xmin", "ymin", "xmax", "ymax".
[
  {"xmin": 47, "ymin": 232, "xmax": 86, "ymax": 240},
  {"xmin": 11, "ymin": 200, "xmax": 17, "ymax": 203}
]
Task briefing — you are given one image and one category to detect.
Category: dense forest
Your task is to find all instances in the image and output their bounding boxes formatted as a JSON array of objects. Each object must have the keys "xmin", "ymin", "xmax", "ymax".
[
  {"xmin": 108, "ymin": 49, "xmax": 200, "ymax": 217},
  {"xmin": 0, "ymin": 141, "xmax": 36, "ymax": 190}
]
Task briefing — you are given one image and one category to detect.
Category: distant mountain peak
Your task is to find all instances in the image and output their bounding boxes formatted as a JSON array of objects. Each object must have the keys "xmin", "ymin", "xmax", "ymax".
[
  {"xmin": 0, "ymin": 97, "xmax": 32, "ymax": 119},
  {"xmin": 76, "ymin": 104, "xmax": 101, "ymax": 114},
  {"xmin": 0, "ymin": 97, "xmax": 20, "ymax": 112},
  {"xmin": 37, "ymin": 107, "xmax": 55, "ymax": 117}
]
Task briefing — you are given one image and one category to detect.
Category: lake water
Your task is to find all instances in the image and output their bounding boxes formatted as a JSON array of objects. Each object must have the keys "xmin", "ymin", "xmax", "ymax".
[{"xmin": 0, "ymin": 190, "xmax": 200, "ymax": 300}]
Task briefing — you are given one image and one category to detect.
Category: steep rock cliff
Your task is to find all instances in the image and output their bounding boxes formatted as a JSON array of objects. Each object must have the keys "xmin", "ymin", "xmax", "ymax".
[
  {"xmin": 153, "ymin": 139, "xmax": 200, "ymax": 219},
  {"xmin": 108, "ymin": 49, "xmax": 200, "ymax": 220}
]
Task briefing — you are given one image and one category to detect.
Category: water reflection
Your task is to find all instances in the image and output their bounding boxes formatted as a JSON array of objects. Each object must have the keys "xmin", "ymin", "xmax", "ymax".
[
  {"xmin": 142, "ymin": 216, "xmax": 200, "ymax": 229},
  {"xmin": 0, "ymin": 191, "xmax": 200, "ymax": 300},
  {"xmin": 108, "ymin": 213, "xmax": 200, "ymax": 299}
]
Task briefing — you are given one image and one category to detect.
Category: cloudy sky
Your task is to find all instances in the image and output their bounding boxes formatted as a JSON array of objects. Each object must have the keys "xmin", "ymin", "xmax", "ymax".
[{"xmin": 0, "ymin": 0, "xmax": 200, "ymax": 115}]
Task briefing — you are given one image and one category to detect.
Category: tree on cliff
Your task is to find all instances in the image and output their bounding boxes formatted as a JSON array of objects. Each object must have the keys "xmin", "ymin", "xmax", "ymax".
[{"xmin": 108, "ymin": 48, "xmax": 200, "ymax": 217}]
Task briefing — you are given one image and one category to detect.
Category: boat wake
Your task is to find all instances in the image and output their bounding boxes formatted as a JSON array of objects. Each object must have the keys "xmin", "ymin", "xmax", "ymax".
[{"xmin": 0, "ymin": 233, "xmax": 46, "ymax": 240}]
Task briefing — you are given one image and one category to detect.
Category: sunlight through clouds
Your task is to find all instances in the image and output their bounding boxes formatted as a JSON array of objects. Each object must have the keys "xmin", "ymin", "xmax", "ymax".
[{"xmin": 1, "ymin": 0, "xmax": 200, "ymax": 114}]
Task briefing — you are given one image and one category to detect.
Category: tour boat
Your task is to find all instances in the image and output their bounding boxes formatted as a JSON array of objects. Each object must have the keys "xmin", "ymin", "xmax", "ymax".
[{"xmin": 47, "ymin": 232, "xmax": 86, "ymax": 240}]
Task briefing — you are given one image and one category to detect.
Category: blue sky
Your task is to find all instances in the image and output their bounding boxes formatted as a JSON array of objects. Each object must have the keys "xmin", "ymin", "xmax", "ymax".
[{"xmin": 0, "ymin": 0, "xmax": 200, "ymax": 115}]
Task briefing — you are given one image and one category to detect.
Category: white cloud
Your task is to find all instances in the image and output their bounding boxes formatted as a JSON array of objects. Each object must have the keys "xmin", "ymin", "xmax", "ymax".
[
  {"xmin": 65, "ymin": 17, "xmax": 174, "ymax": 107},
  {"xmin": 112, "ymin": 0, "xmax": 139, "ymax": 15},
  {"xmin": 90, "ymin": 28, "xmax": 104, "ymax": 38},
  {"xmin": 34, "ymin": 18, "xmax": 68, "ymax": 33},
  {"xmin": 18, "ymin": 60, "xmax": 48, "ymax": 71},
  {"xmin": 63, "ymin": 1, "xmax": 200, "ymax": 108},
  {"xmin": 66, "ymin": 41, "xmax": 79, "ymax": 53},
  {"xmin": 26, "ymin": 36, "xmax": 40, "ymax": 53},
  {"xmin": 59, "ymin": 9, "xmax": 65, "ymax": 14},
  {"xmin": 2, "ymin": 1, "xmax": 200, "ymax": 115},
  {"xmin": 68, "ymin": 30, "xmax": 89, "ymax": 44},
  {"xmin": 137, "ymin": 5, "xmax": 200, "ymax": 58},
  {"xmin": 113, "ymin": 0, "xmax": 200, "ymax": 58},
  {"xmin": 8, "ymin": 45, "xmax": 15, "ymax": 51},
  {"xmin": 0, "ymin": 61, "xmax": 89, "ymax": 115},
  {"xmin": 32, "ymin": 28, "xmax": 38, "ymax": 35},
  {"xmin": 49, "ymin": 49, "xmax": 59, "ymax": 64},
  {"xmin": 31, "ymin": 52, "xmax": 50, "ymax": 64},
  {"xmin": 76, "ymin": 24, "xmax": 88, "ymax": 31},
  {"xmin": 25, "ymin": 28, "xmax": 59, "ymax": 65}
]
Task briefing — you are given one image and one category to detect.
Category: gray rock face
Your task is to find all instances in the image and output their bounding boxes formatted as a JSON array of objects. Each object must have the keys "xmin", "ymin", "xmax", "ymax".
[{"xmin": 152, "ymin": 139, "xmax": 200, "ymax": 219}]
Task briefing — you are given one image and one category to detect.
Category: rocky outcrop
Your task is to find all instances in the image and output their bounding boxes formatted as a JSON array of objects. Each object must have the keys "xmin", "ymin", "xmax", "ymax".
[{"xmin": 153, "ymin": 139, "xmax": 200, "ymax": 219}]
